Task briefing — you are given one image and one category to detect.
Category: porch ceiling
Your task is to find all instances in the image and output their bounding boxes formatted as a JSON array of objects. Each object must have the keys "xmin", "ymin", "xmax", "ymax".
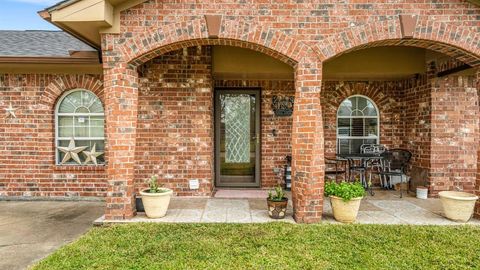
[{"xmin": 323, "ymin": 46, "xmax": 475, "ymax": 81}]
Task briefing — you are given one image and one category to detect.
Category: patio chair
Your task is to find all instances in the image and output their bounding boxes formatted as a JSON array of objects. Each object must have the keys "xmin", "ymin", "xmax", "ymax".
[
  {"xmin": 374, "ymin": 149, "xmax": 412, "ymax": 198},
  {"xmin": 361, "ymin": 144, "xmax": 387, "ymax": 154},
  {"xmin": 325, "ymin": 157, "xmax": 348, "ymax": 182},
  {"xmin": 345, "ymin": 156, "xmax": 372, "ymax": 195},
  {"xmin": 361, "ymin": 144, "xmax": 388, "ymax": 187}
]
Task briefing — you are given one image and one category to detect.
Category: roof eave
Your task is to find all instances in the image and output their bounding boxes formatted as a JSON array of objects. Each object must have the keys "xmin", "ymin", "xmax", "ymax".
[
  {"xmin": 38, "ymin": 0, "xmax": 147, "ymax": 50},
  {"xmin": 0, "ymin": 56, "xmax": 100, "ymax": 64},
  {"xmin": 37, "ymin": 9, "xmax": 101, "ymax": 51},
  {"xmin": 44, "ymin": 0, "xmax": 82, "ymax": 12}
]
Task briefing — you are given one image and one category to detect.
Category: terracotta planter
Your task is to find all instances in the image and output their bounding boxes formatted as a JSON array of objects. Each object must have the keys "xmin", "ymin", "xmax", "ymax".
[
  {"xmin": 330, "ymin": 196, "xmax": 363, "ymax": 223},
  {"xmin": 267, "ymin": 198, "xmax": 288, "ymax": 219},
  {"xmin": 140, "ymin": 188, "xmax": 173, "ymax": 218},
  {"xmin": 439, "ymin": 191, "xmax": 478, "ymax": 222}
]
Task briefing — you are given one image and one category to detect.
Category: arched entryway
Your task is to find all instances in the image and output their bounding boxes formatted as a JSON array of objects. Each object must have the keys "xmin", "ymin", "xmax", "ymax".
[
  {"xmin": 321, "ymin": 35, "xmax": 480, "ymax": 219},
  {"xmin": 102, "ymin": 17, "xmax": 325, "ymax": 223}
]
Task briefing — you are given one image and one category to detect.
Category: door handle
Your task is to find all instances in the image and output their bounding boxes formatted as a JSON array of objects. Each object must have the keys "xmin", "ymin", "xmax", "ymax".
[{"xmin": 253, "ymin": 135, "xmax": 260, "ymax": 145}]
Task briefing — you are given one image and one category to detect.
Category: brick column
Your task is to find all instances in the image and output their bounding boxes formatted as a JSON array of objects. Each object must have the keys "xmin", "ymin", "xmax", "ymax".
[
  {"xmin": 291, "ymin": 58, "xmax": 325, "ymax": 223},
  {"xmin": 429, "ymin": 76, "xmax": 478, "ymax": 195},
  {"xmin": 476, "ymin": 68, "xmax": 480, "ymax": 219},
  {"xmin": 104, "ymin": 65, "xmax": 139, "ymax": 220}
]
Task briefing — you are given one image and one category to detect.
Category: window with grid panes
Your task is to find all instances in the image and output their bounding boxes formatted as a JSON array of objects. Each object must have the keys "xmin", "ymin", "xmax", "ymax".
[
  {"xmin": 337, "ymin": 95, "xmax": 379, "ymax": 154},
  {"xmin": 55, "ymin": 89, "xmax": 105, "ymax": 165}
]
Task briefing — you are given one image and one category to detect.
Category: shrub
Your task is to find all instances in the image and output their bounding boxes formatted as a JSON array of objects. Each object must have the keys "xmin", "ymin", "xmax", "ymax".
[
  {"xmin": 268, "ymin": 185, "xmax": 286, "ymax": 201},
  {"xmin": 324, "ymin": 181, "xmax": 365, "ymax": 201},
  {"xmin": 144, "ymin": 175, "xmax": 168, "ymax": 193}
]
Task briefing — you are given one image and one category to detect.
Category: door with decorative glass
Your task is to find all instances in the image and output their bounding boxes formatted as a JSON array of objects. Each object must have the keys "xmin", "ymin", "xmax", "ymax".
[{"xmin": 215, "ymin": 89, "xmax": 260, "ymax": 187}]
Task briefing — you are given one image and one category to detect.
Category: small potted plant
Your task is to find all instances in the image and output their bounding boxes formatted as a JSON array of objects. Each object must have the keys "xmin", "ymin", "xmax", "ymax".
[
  {"xmin": 267, "ymin": 185, "xmax": 288, "ymax": 219},
  {"xmin": 140, "ymin": 175, "xmax": 173, "ymax": 218},
  {"xmin": 325, "ymin": 181, "xmax": 365, "ymax": 223}
]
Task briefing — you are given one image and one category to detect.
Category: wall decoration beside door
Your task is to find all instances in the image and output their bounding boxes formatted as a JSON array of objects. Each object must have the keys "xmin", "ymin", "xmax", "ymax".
[{"xmin": 272, "ymin": 95, "xmax": 294, "ymax": 116}]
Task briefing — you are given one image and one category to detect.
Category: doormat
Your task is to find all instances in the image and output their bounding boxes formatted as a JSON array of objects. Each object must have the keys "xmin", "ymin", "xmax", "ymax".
[{"xmin": 214, "ymin": 189, "xmax": 268, "ymax": 199}]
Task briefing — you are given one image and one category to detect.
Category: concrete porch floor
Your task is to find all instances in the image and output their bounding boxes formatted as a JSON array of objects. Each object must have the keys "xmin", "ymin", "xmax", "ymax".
[{"xmin": 96, "ymin": 190, "xmax": 480, "ymax": 225}]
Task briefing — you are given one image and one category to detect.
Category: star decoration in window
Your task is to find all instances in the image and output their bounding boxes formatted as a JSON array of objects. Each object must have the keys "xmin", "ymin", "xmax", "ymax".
[
  {"xmin": 83, "ymin": 143, "xmax": 104, "ymax": 165},
  {"xmin": 57, "ymin": 138, "xmax": 88, "ymax": 165}
]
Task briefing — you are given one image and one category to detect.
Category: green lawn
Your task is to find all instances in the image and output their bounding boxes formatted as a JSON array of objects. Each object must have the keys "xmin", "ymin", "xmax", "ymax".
[{"xmin": 33, "ymin": 223, "xmax": 480, "ymax": 270}]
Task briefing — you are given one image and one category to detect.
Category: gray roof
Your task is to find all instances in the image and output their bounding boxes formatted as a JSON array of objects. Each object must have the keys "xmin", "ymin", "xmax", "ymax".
[{"xmin": 0, "ymin": 30, "xmax": 97, "ymax": 57}]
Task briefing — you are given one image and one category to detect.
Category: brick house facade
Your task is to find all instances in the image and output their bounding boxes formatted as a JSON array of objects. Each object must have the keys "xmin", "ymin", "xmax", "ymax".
[{"xmin": 1, "ymin": 0, "xmax": 480, "ymax": 223}]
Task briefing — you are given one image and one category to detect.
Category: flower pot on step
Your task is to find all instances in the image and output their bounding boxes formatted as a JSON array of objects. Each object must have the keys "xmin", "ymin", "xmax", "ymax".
[
  {"xmin": 330, "ymin": 196, "xmax": 363, "ymax": 223},
  {"xmin": 267, "ymin": 198, "xmax": 288, "ymax": 219},
  {"xmin": 140, "ymin": 188, "xmax": 173, "ymax": 218},
  {"xmin": 439, "ymin": 191, "xmax": 478, "ymax": 222}
]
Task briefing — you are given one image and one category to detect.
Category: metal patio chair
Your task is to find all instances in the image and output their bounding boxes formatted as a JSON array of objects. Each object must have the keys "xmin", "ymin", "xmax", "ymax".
[
  {"xmin": 361, "ymin": 144, "xmax": 388, "ymax": 188},
  {"xmin": 374, "ymin": 149, "xmax": 412, "ymax": 198}
]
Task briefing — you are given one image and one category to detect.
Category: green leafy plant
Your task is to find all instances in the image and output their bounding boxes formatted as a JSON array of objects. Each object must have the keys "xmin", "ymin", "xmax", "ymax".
[
  {"xmin": 268, "ymin": 185, "xmax": 286, "ymax": 201},
  {"xmin": 145, "ymin": 175, "xmax": 167, "ymax": 193},
  {"xmin": 324, "ymin": 181, "xmax": 365, "ymax": 202}
]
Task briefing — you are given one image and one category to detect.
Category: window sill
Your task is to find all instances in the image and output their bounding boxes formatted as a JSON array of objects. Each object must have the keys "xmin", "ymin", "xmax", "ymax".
[{"xmin": 53, "ymin": 165, "xmax": 106, "ymax": 172}]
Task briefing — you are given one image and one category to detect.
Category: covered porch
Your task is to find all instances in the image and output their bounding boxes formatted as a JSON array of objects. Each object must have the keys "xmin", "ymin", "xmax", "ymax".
[{"xmin": 102, "ymin": 28, "xmax": 480, "ymax": 223}]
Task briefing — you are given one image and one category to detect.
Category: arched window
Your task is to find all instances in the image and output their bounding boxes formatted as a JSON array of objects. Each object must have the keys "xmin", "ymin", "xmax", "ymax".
[
  {"xmin": 55, "ymin": 89, "xmax": 105, "ymax": 165},
  {"xmin": 337, "ymin": 95, "xmax": 379, "ymax": 154}
]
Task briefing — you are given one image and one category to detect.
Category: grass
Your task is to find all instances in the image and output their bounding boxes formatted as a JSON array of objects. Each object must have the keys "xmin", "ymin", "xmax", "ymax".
[{"xmin": 33, "ymin": 223, "xmax": 480, "ymax": 270}]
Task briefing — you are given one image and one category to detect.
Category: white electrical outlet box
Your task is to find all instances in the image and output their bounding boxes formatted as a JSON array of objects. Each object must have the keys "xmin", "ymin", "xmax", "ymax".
[{"xmin": 189, "ymin": 179, "xmax": 199, "ymax": 190}]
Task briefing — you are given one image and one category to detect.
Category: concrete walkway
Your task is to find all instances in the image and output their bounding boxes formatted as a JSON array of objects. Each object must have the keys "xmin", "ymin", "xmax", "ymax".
[
  {"xmin": 96, "ymin": 190, "xmax": 480, "ymax": 225},
  {"xmin": 0, "ymin": 201, "xmax": 104, "ymax": 270},
  {"xmin": 326, "ymin": 191, "xmax": 480, "ymax": 225}
]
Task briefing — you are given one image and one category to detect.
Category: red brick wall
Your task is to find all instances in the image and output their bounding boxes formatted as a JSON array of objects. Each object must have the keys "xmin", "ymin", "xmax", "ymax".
[
  {"xmin": 321, "ymin": 74, "xmax": 479, "ymax": 195},
  {"xmin": 136, "ymin": 46, "xmax": 295, "ymax": 193},
  {"xmin": 402, "ymin": 76, "xmax": 432, "ymax": 177},
  {"xmin": 116, "ymin": 0, "xmax": 480, "ymax": 66},
  {"xmin": 120, "ymin": 1, "xmax": 480, "ymax": 35},
  {"xmin": 0, "ymin": 74, "xmax": 107, "ymax": 198},
  {"xmin": 321, "ymin": 81, "xmax": 404, "ymax": 157},
  {"xmin": 136, "ymin": 46, "xmax": 214, "ymax": 196},
  {"xmin": 102, "ymin": 0, "xmax": 480, "ymax": 220},
  {"xmin": 429, "ymin": 75, "xmax": 478, "ymax": 195}
]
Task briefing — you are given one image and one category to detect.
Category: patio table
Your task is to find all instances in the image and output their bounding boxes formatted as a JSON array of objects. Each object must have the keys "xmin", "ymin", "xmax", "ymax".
[{"xmin": 336, "ymin": 153, "xmax": 384, "ymax": 196}]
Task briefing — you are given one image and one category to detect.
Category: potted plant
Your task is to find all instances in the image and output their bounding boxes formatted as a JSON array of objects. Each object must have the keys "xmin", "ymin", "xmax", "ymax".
[
  {"xmin": 140, "ymin": 175, "xmax": 173, "ymax": 218},
  {"xmin": 267, "ymin": 185, "xmax": 288, "ymax": 219},
  {"xmin": 439, "ymin": 190, "xmax": 478, "ymax": 222},
  {"xmin": 325, "ymin": 181, "xmax": 365, "ymax": 223}
]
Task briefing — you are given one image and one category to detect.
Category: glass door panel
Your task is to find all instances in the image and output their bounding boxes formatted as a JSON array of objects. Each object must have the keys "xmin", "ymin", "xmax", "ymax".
[{"xmin": 215, "ymin": 90, "xmax": 260, "ymax": 187}]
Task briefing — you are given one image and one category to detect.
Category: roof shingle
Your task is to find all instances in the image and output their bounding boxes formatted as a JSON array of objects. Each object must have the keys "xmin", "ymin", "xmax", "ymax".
[{"xmin": 0, "ymin": 30, "xmax": 97, "ymax": 57}]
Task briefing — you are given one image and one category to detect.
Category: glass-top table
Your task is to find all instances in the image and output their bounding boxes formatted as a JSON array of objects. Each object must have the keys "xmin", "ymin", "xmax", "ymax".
[{"xmin": 336, "ymin": 153, "xmax": 384, "ymax": 196}]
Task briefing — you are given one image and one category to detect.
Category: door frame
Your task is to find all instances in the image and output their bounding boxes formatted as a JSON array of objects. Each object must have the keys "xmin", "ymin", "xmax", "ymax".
[{"xmin": 214, "ymin": 88, "xmax": 261, "ymax": 188}]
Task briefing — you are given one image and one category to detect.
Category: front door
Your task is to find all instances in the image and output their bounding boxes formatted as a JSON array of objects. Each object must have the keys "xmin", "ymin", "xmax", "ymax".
[{"xmin": 215, "ymin": 89, "xmax": 260, "ymax": 187}]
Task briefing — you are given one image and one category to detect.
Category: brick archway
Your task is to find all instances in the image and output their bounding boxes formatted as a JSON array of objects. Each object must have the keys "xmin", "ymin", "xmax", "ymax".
[
  {"xmin": 116, "ymin": 17, "xmax": 322, "ymax": 68},
  {"xmin": 40, "ymin": 75, "xmax": 104, "ymax": 110},
  {"xmin": 317, "ymin": 16, "xmax": 480, "ymax": 217},
  {"xmin": 316, "ymin": 17, "xmax": 480, "ymax": 66},
  {"xmin": 104, "ymin": 17, "xmax": 325, "ymax": 222}
]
